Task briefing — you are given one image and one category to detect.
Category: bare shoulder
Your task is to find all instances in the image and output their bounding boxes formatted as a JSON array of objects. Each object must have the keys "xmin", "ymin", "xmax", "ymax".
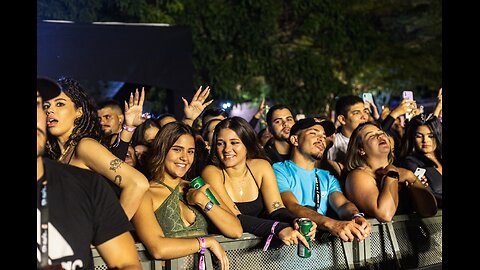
[
  {"xmin": 76, "ymin": 137, "xmax": 107, "ymax": 154},
  {"xmin": 347, "ymin": 168, "xmax": 374, "ymax": 183},
  {"xmin": 247, "ymin": 159, "xmax": 272, "ymax": 171},
  {"xmin": 148, "ymin": 184, "xmax": 170, "ymax": 209},
  {"xmin": 201, "ymin": 165, "xmax": 223, "ymax": 182}
]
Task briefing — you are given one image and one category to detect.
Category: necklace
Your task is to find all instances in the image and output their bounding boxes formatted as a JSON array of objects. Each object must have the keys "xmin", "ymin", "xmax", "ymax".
[{"xmin": 58, "ymin": 143, "xmax": 74, "ymax": 162}]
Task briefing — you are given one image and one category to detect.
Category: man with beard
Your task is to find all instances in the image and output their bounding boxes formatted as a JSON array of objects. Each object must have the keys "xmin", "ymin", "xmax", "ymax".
[
  {"xmin": 263, "ymin": 104, "xmax": 296, "ymax": 164},
  {"xmin": 97, "ymin": 91, "xmax": 145, "ymax": 160},
  {"xmin": 273, "ymin": 118, "xmax": 371, "ymax": 242}
]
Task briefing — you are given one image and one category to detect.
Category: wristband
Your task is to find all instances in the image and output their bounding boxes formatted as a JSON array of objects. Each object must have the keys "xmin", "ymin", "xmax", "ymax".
[
  {"xmin": 352, "ymin": 212, "xmax": 365, "ymax": 220},
  {"xmin": 122, "ymin": 125, "xmax": 136, "ymax": 132},
  {"xmin": 385, "ymin": 171, "xmax": 400, "ymax": 180},
  {"xmin": 197, "ymin": 236, "xmax": 206, "ymax": 254},
  {"xmin": 263, "ymin": 221, "xmax": 279, "ymax": 251},
  {"xmin": 197, "ymin": 236, "xmax": 206, "ymax": 270}
]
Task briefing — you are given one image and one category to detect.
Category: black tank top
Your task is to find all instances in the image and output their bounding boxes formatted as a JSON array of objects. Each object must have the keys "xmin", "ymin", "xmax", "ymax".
[{"xmin": 222, "ymin": 164, "xmax": 265, "ymax": 217}]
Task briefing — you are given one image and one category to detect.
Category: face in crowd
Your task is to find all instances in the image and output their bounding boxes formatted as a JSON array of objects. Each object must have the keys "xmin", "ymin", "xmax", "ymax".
[
  {"xmin": 269, "ymin": 108, "xmax": 295, "ymax": 141},
  {"xmin": 43, "ymin": 91, "xmax": 84, "ymax": 139},
  {"xmin": 340, "ymin": 102, "xmax": 369, "ymax": 134},
  {"xmin": 98, "ymin": 106, "xmax": 124, "ymax": 135},
  {"xmin": 165, "ymin": 134, "xmax": 195, "ymax": 179},
  {"xmin": 215, "ymin": 128, "xmax": 248, "ymax": 168},
  {"xmin": 357, "ymin": 124, "xmax": 391, "ymax": 158},
  {"xmin": 415, "ymin": 125, "xmax": 437, "ymax": 155},
  {"xmin": 291, "ymin": 124, "xmax": 327, "ymax": 160}
]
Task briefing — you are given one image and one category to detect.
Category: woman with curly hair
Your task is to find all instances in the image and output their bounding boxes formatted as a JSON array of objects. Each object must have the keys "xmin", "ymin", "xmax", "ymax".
[{"xmin": 43, "ymin": 77, "xmax": 148, "ymax": 220}]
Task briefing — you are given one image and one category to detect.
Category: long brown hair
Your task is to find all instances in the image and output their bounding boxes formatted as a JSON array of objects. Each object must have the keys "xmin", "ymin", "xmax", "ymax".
[
  {"xmin": 147, "ymin": 121, "xmax": 196, "ymax": 182},
  {"xmin": 209, "ymin": 117, "xmax": 267, "ymax": 168}
]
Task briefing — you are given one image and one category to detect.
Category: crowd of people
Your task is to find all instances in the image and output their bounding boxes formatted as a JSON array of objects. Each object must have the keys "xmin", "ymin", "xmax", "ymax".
[{"xmin": 37, "ymin": 76, "xmax": 442, "ymax": 269}]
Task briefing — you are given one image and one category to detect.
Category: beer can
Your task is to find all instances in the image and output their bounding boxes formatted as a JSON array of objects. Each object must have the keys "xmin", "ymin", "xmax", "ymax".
[
  {"xmin": 297, "ymin": 218, "xmax": 313, "ymax": 258},
  {"xmin": 190, "ymin": 176, "xmax": 220, "ymax": 205}
]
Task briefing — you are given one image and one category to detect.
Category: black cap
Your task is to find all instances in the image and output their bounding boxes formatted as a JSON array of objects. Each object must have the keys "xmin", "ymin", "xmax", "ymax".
[
  {"xmin": 290, "ymin": 118, "xmax": 336, "ymax": 138},
  {"xmin": 37, "ymin": 77, "xmax": 61, "ymax": 101},
  {"xmin": 318, "ymin": 120, "xmax": 336, "ymax": 137}
]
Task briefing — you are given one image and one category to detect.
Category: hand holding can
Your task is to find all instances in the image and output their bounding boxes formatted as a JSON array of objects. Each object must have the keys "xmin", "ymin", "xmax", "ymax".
[{"xmin": 190, "ymin": 176, "xmax": 220, "ymax": 205}]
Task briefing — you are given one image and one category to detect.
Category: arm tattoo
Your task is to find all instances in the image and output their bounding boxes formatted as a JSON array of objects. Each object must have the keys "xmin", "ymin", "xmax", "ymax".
[
  {"xmin": 272, "ymin": 201, "xmax": 282, "ymax": 210},
  {"xmin": 109, "ymin": 158, "xmax": 123, "ymax": 172},
  {"xmin": 114, "ymin": 175, "xmax": 122, "ymax": 186}
]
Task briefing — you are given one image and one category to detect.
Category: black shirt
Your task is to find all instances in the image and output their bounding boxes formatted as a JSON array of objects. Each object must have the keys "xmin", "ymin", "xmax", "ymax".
[{"xmin": 37, "ymin": 158, "xmax": 133, "ymax": 270}]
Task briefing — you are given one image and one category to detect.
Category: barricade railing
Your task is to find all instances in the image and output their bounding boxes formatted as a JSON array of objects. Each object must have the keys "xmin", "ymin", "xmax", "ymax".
[{"xmin": 93, "ymin": 210, "xmax": 442, "ymax": 270}]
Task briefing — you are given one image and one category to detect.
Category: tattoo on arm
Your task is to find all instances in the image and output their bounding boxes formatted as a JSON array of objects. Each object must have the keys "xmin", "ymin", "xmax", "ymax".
[
  {"xmin": 114, "ymin": 175, "xmax": 122, "ymax": 186},
  {"xmin": 272, "ymin": 201, "xmax": 282, "ymax": 210},
  {"xmin": 109, "ymin": 158, "xmax": 123, "ymax": 172}
]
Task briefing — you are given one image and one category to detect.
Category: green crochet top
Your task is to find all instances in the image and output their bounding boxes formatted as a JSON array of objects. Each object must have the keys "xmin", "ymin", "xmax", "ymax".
[{"xmin": 154, "ymin": 182, "xmax": 208, "ymax": 238}]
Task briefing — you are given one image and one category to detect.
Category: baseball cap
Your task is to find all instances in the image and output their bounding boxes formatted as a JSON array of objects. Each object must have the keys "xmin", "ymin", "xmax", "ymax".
[
  {"xmin": 37, "ymin": 77, "xmax": 61, "ymax": 101},
  {"xmin": 290, "ymin": 117, "xmax": 336, "ymax": 137}
]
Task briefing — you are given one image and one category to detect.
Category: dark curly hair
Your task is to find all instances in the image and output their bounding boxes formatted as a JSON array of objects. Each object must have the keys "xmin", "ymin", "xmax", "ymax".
[{"xmin": 45, "ymin": 77, "xmax": 105, "ymax": 160}]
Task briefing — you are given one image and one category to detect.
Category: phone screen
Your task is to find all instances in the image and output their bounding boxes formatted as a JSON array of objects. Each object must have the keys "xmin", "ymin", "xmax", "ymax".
[
  {"xmin": 402, "ymin": 90, "xmax": 414, "ymax": 100},
  {"xmin": 414, "ymin": 167, "xmax": 426, "ymax": 179},
  {"xmin": 362, "ymin": 93, "xmax": 374, "ymax": 104}
]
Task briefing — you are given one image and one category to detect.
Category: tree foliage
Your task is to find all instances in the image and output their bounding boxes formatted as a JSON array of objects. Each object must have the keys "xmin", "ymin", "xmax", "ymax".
[{"xmin": 38, "ymin": 0, "xmax": 441, "ymax": 115}]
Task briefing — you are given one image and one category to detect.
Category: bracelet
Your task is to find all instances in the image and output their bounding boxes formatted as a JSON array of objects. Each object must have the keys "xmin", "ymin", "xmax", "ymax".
[
  {"xmin": 197, "ymin": 236, "xmax": 206, "ymax": 254},
  {"xmin": 262, "ymin": 221, "xmax": 279, "ymax": 251},
  {"xmin": 203, "ymin": 201, "xmax": 214, "ymax": 213},
  {"xmin": 122, "ymin": 125, "xmax": 136, "ymax": 132},
  {"xmin": 197, "ymin": 236, "xmax": 206, "ymax": 270},
  {"xmin": 352, "ymin": 212, "xmax": 365, "ymax": 220}
]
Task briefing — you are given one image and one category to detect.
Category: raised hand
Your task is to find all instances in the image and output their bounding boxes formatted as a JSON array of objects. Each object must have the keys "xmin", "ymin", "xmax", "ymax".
[
  {"xmin": 124, "ymin": 87, "xmax": 146, "ymax": 127},
  {"xmin": 253, "ymin": 97, "xmax": 266, "ymax": 119},
  {"xmin": 182, "ymin": 86, "xmax": 214, "ymax": 122}
]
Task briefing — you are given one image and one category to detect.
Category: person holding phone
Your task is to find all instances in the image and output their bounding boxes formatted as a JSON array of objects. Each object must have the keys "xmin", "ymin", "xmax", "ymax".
[
  {"xmin": 399, "ymin": 114, "xmax": 442, "ymax": 208},
  {"xmin": 344, "ymin": 122, "xmax": 437, "ymax": 222}
]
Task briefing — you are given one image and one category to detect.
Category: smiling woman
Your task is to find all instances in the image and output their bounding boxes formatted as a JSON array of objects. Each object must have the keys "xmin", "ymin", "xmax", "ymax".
[{"xmin": 131, "ymin": 121, "xmax": 242, "ymax": 268}]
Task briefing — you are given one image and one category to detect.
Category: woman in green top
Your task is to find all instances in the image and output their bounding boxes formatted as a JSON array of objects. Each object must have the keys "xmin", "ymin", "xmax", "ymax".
[{"xmin": 132, "ymin": 121, "xmax": 242, "ymax": 269}]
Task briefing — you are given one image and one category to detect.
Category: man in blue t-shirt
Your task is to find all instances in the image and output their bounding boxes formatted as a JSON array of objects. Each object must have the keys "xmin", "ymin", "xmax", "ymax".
[{"xmin": 273, "ymin": 118, "xmax": 371, "ymax": 242}]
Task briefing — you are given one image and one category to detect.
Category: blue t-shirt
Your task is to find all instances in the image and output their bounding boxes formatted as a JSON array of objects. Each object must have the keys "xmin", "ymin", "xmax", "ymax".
[{"xmin": 273, "ymin": 160, "xmax": 342, "ymax": 215}]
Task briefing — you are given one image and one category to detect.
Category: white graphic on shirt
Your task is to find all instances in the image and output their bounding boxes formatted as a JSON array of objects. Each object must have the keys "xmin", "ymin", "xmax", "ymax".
[{"xmin": 37, "ymin": 209, "xmax": 83, "ymax": 269}]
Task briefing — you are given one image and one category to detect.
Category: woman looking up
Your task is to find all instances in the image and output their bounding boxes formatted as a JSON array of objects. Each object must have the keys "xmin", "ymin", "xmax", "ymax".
[{"xmin": 344, "ymin": 122, "xmax": 437, "ymax": 222}]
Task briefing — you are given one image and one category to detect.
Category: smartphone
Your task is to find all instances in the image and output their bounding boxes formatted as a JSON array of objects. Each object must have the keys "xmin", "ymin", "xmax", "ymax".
[
  {"xmin": 296, "ymin": 114, "xmax": 306, "ymax": 121},
  {"xmin": 402, "ymin": 90, "xmax": 414, "ymax": 101},
  {"xmin": 362, "ymin": 93, "xmax": 374, "ymax": 104},
  {"xmin": 414, "ymin": 167, "xmax": 426, "ymax": 179}
]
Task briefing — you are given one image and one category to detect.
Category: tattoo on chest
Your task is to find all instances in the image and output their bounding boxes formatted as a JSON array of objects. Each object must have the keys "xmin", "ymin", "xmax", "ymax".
[
  {"xmin": 109, "ymin": 158, "xmax": 123, "ymax": 172},
  {"xmin": 114, "ymin": 175, "xmax": 122, "ymax": 186},
  {"xmin": 272, "ymin": 201, "xmax": 281, "ymax": 210}
]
